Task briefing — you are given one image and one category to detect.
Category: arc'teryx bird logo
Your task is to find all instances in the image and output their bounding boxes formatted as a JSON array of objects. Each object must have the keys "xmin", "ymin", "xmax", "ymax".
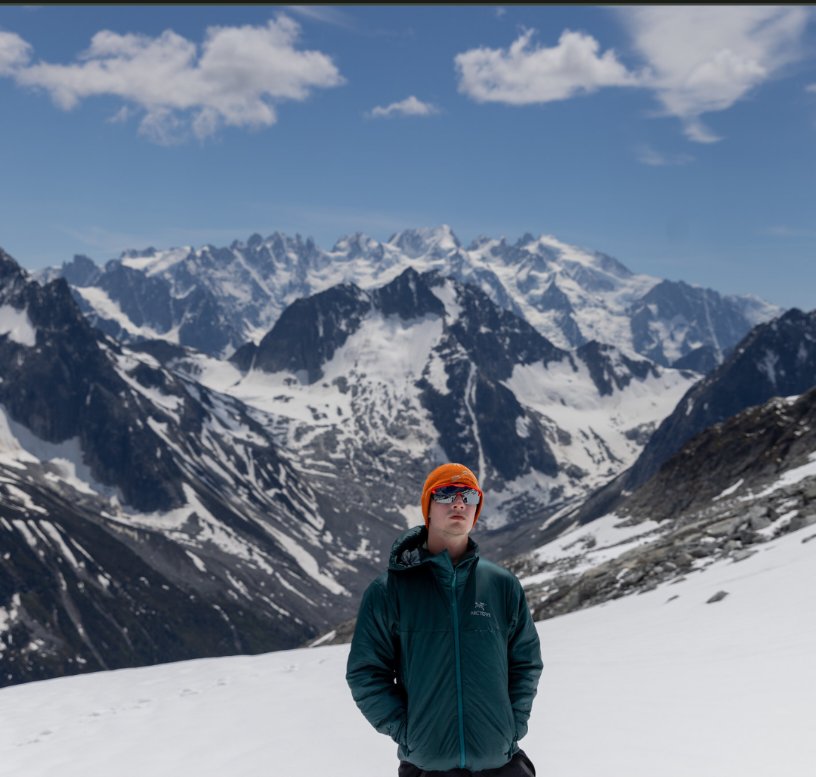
[{"xmin": 471, "ymin": 601, "xmax": 491, "ymax": 618}]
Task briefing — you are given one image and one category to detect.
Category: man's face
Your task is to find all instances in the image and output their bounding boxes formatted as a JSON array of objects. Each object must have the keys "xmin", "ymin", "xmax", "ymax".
[{"xmin": 427, "ymin": 488, "xmax": 478, "ymax": 543}]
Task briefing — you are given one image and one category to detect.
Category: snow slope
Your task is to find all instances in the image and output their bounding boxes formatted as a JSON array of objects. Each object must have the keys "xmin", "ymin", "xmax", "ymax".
[{"xmin": 2, "ymin": 525, "xmax": 814, "ymax": 777}]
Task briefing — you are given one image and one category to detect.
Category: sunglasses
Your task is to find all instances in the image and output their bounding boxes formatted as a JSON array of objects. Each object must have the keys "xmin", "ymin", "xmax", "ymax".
[{"xmin": 430, "ymin": 486, "xmax": 481, "ymax": 505}]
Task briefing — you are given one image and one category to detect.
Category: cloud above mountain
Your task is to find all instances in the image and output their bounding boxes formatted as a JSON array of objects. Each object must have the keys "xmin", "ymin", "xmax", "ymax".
[
  {"xmin": 455, "ymin": 6, "xmax": 811, "ymax": 143},
  {"xmin": 455, "ymin": 29, "xmax": 638, "ymax": 105},
  {"xmin": 618, "ymin": 6, "xmax": 811, "ymax": 143},
  {"xmin": 368, "ymin": 95, "xmax": 439, "ymax": 119},
  {"xmin": 0, "ymin": 16, "xmax": 344, "ymax": 144}
]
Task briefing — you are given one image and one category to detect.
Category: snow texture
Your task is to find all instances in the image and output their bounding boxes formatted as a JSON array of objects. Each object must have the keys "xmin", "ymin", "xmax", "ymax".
[
  {"xmin": 1, "ymin": 525, "xmax": 814, "ymax": 777},
  {"xmin": 0, "ymin": 304, "xmax": 37, "ymax": 347}
]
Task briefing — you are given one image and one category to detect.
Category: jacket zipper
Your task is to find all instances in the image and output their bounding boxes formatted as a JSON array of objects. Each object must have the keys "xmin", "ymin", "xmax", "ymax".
[{"xmin": 450, "ymin": 567, "xmax": 466, "ymax": 769}]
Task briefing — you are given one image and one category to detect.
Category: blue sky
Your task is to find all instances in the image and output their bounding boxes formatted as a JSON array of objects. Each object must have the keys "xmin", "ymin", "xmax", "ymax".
[{"xmin": 0, "ymin": 5, "xmax": 814, "ymax": 310}]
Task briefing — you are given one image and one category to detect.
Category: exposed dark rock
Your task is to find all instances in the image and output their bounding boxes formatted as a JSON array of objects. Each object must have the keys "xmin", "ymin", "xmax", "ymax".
[
  {"xmin": 576, "ymin": 340, "xmax": 660, "ymax": 397},
  {"xmin": 253, "ymin": 283, "xmax": 371, "ymax": 382},
  {"xmin": 60, "ymin": 254, "xmax": 101, "ymax": 286},
  {"xmin": 671, "ymin": 345, "xmax": 722, "ymax": 375},
  {"xmin": 371, "ymin": 266, "xmax": 446, "ymax": 320}
]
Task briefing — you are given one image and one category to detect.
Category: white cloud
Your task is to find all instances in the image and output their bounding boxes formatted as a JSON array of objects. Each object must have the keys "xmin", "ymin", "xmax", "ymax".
[
  {"xmin": 455, "ymin": 8, "xmax": 812, "ymax": 142},
  {"xmin": 616, "ymin": 6, "xmax": 811, "ymax": 142},
  {"xmin": 636, "ymin": 145, "xmax": 694, "ymax": 167},
  {"xmin": 368, "ymin": 95, "xmax": 438, "ymax": 119},
  {"xmin": 455, "ymin": 28, "xmax": 639, "ymax": 105},
  {"xmin": 0, "ymin": 16, "xmax": 344, "ymax": 143},
  {"xmin": 0, "ymin": 30, "xmax": 31, "ymax": 75}
]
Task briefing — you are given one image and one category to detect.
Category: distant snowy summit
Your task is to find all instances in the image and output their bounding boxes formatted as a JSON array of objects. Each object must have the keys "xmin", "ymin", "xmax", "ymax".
[{"xmin": 39, "ymin": 226, "xmax": 780, "ymax": 365}]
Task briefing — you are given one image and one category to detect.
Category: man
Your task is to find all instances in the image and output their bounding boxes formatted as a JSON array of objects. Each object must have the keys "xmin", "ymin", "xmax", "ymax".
[{"xmin": 346, "ymin": 463, "xmax": 542, "ymax": 776}]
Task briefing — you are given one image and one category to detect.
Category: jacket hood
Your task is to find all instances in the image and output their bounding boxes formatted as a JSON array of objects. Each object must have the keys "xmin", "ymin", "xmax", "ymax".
[{"xmin": 388, "ymin": 525, "xmax": 479, "ymax": 572}]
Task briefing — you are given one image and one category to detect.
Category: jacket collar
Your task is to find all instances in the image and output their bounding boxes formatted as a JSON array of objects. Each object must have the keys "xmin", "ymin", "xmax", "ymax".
[{"xmin": 388, "ymin": 525, "xmax": 479, "ymax": 573}]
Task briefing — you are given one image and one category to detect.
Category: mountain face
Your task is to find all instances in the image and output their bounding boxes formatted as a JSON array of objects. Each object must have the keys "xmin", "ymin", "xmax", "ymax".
[
  {"xmin": 40, "ymin": 227, "xmax": 779, "ymax": 365},
  {"xmin": 1, "ymin": 250, "xmax": 184, "ymax": 513},
  {"xmin": 625, "ymin": 307, "xmax": 816, "ymax": 491},
  {"xmin": 621, "ymin": 387, "xmax": 816, "ymax": 526},
  {"xmin": 507, "ymin": 384, "xmax": 816, "ymax": 623},
  {"xmin": 0, "ymin": 249, "xmax": 408, "ymax": 686},
  {"xmin": 4, "ymin": 228, "xmax": 784, "ymax": 687},
  {"xmin": 628, "ymin": 279, "xmax": 760, "ymax": 365},
  {"xmin": 567, "ymin": 307, "xmax": 816, "ymax": 529},
  {"xmin": 3, "ymin": 247, "xmax": 697, "ymax": 686},
  {"xmin": 181, "ymin": 267, "xmax": 701, "ymax": 555}
]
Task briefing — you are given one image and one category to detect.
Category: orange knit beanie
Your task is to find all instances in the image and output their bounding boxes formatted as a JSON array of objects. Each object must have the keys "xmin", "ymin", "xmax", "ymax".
[{"xmin": 421, "ymin": 463, "xmax": 483, "ymax": 527}]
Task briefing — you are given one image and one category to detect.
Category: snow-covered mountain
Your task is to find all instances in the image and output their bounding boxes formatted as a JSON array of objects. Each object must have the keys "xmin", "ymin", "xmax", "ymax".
[
  {"xmin": 1, "ymin": 235, "xmax": 790, "ymax": 688},
  {"xmin": 167, "ymin": 267, "xmax": 699, "ymax": 541},
  {"xmin": 0, "ymin": 249, "xmax": 409, "ymax": 686},
  {"xmin": 40, "ymin": 226, "xmax": 780, "ymax": 365},
  {"xmin": 0, "ymin": 245, "xmax": 698, "ymax": 686}
]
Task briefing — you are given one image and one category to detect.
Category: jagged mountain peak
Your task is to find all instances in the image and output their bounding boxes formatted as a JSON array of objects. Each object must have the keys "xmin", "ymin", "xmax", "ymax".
[
  {"xmin": 228, "ymin": 231, "xmax": 302, "ymax": 255},
  {"xmin": 371, "ymin": 266, "xmax": 446, "ymax": 320},
  {"xmin": 60, "ymin": 254, "xmax": 100, "ymax": 287},
  {"xmin": 510, "ymin": 234, "xmax": 634, "ymax": 278},
  {"xmin": 330, "ymin": 231, "xmax": 379, "ymax": 253},
  {"xmin": 248, "ymin": 270, "xmax": 453, "ymax": 382},
  {"xmin": 121, "ymin": 246, "xmax": 159, "ymax": 259},
  {"xmin": 116, "ymin": 245, "xmax": 194, "ymax": 277},
  {"xmin": 707, "ymin": 307, "xmax": 815, "ymax": 381},
  {"xmin": 0, "ymin": 247, "xmax": 30, "ymax": 288},
  {"xmin": 386, "ymin": 225, "xmax": 461, "ymax": 257},
  {"xmin": 252, "ymin": 281, "xmax": 372, "ymax": 382},
  {"xmin": 465, "ymin": 235, "xmax": 505, "ymax": 252},
  {"xmin": 38, "ymin": 227, "xmax": 781, "ymax": 367}
]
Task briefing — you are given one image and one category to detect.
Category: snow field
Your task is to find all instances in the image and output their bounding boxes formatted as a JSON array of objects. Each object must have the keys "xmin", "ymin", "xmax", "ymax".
[{"xmin": 2, "ymin": 525, "xmax": 814, "ymax": 777}]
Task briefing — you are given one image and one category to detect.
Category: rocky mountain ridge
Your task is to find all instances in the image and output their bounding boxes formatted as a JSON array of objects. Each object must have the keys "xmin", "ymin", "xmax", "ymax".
[
  {"xmin": 0, "ymin": 249, "xmax": 408, "ymax": 685},
  {"xmin": 176, "ymin": 266, "xmax": 699, "ymax": 544},
  {"xmin": 510, "ymin": 384, "xmax": 816, "ymax": 621},
  {"xmin": 40, "ymin": 226, "xmax": 779, "ymax": 367}
]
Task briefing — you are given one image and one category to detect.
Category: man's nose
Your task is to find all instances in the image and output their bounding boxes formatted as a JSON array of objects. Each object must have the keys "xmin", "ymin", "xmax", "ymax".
[{"xmin": 452, "ymin": 494, "xmax": 466, "ymax": 506}]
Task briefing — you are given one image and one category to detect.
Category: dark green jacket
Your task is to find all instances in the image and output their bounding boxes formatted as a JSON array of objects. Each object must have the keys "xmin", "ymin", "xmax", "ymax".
[{"xmin": 346, "ymin": 526, "xmax": 542, "ymax": 771}]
